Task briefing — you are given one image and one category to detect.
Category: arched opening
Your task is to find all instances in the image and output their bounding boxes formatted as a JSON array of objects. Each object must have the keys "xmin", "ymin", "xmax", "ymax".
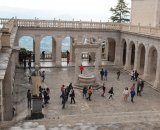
[
  {"xmin": 19, "ymin": 36, "xmax": 33, "ymax": 51},
  {"xmin": 148, "ymin": 47, "xmax": 157, "ymax": 81},
  {"xmin": 130, "ymin": 42, "xmax": 135, "ymax": 69},
  {"xmin": 101, "ymin": 41, "xmax": 106, "ymax": 59},
  {"xmin": 61, "ymin": 36, "xmax": 73, "ymax": 65},
  {"xmin": 40, "ymin": 36, "xmax": 53, "ymax": 60},
  {"xmin": 122, "ymin": 39, "xmax": 127, "ymax": 66},
  {"xmin": 107, "ymin": 38, "xmax": 116, "ymax": 62},
  {"xmin": 19, "ymin": 36, "xmax": 33, "ymax": 65},
  {"xmin": 138, "ymin": 44, "xmax": 145, "ymax": 74}
]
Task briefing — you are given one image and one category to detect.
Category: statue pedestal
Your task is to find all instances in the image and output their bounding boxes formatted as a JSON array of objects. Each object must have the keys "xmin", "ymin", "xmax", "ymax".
[{"xmin": 31, "ymin": 96, "xmax": 44, "ymax": 119}]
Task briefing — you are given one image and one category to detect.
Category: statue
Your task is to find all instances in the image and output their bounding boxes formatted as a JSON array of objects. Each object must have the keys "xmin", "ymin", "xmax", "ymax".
[{"xmin": 31, "ymin": 65, "xmax": 42, "ymax": 97}]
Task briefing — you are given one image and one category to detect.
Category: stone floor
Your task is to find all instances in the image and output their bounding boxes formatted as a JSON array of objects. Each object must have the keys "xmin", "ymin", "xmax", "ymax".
[{"xmin": 7, "ymin": 64, "xmax": 160, "ymax": 130}]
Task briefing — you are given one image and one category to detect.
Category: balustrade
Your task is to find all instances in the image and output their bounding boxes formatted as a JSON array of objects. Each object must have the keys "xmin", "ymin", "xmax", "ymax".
[{"xmin": 1, "ymin": 18, "xmax": 160, "ymax": 37}]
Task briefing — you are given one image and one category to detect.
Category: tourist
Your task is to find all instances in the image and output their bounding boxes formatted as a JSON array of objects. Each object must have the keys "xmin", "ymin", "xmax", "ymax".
[
  {"xmin": 42, "ymin": 51, "xmax": 45, "ymax": 60},
  {"xmin": 27, "ymin": 89, "xmax": 32, "ymax": 109},
  {"xmin": 88, "ymin": 54, "xmax": 91, "ymax": 63},
  {"xmin": 70, "ymin": 88, "xmax": 76, "ymax": 104},
  {"xmin": 136, "ymin": 80, "xmax": 141, "ymax": 96},
  {"xmin": 117, "ymin": 70, "xmax": 120, "ymax": 80},
  {"xmin": 104, "ymin": 68, "xmax": 108, "ymax": 81},
  {"xmin": 60, "ymin": 84, "xmax": 65, "ymax": 98},
  {"xmin": 100, "ymin": 68, "xmax": 104, "ymax": 80},
  {"xmin": 23, "ymin": 59, "xmax": 26, "ymax": 70},
  {"xmin": 28, "ymin": 58, "xmax": 31, "ymax": 70},
  {"xmin": 140, "ymin": 80, "xmax": 144, "ymax": 93},
  {"xmin": 134, "ymin": 70, "xmax": 139, "ymax": 81},
  {"xmin": 123, "ymin": 87, "xmax": 129, "ymax": 102},
  {"xmin": 79, "ymin": 64, "xmax": 84, "ymax": 74},
  {"xmin": 61, "ymin": 91, "xmax": 67, "ymax": 109},
  {"xmin": 83, "ymin": 86, "xmax": 87, "ymax": 98},
  {"xmin": 131, "ymin": 70, "xmax": 134, "ymax": 81},
  {"xmin": 86, "ymin": 86, "xmax": 93, "ymax": 101},
  {"xmin": 130, "ymin": 83, "xmax": 135, "ymax": 91},
  {"xmin": 101, "ymin": 83, "xmax": 106, "ymax": 97},
  {"xmin": 130, "ymin": 87, "xmax": 136, "ymax": 103},
  {"xmin": 41, "ymin": 71, "xmax": 45, "ymax": 82},
  {"xmin": 108, "ymin": 87, "xmax": 114, "ymax": 99}
]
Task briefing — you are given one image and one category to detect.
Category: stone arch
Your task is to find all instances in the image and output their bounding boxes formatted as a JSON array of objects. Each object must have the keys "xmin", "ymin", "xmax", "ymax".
[
  {"xmin": 61, "ymin": 36, "xmax": 75, "ymax": 64},
  {"xmin": 148, "ymin": 46, "xmax": 158, "ymax": 80},
  {"xmin": 121, "ymin": 39, "xmax": 127, "ymax": 66},
  {"xmin": 137, "ymin": 43, "xmax": 145, "ymax": 74},
  {"xmin": 19, "ymin": 36, "xmax": 34, "ymax": 51},
  {"xmin": 107, "ymin": 38, "xmax": 116, "ymax": 62},
  {"xmin": 129, "ymin": 41, "xmax": 135, "ymax": 69},
  {"xmin": 40, "ymin": 36, "xmax": 55, "ymax": 60}
]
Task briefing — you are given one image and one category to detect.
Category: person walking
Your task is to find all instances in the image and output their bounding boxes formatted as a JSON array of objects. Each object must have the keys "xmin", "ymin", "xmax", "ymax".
[
  {"xmin": 137, "ymin": 80, "xmax": 141, "ymax": 96},
  {"xmin": 70, "ymin": 88, "xmax": 76, "ymax": 104},
  {"xmin": 104, "ymin": 69, "xmax": 108, "ymax": 81},
  {"xmin": 117, "ymin": 70, "xmax": 120, "ymax": 80},
  {"xmin": 100, "ymin": 68, "xmax": 104, "ymax": 80},
  {"xmin": 79, "ymin": 64, "xmax": 84, "ymax": 74},
  {"xmin": 108, "ymin": 87, "xmax": 114, "ymax": 99},
  {"xmin": 140, "ymin": 80, "xmax": 144, "ymax": 93},
  {"xmin": 61, "ymin": 91, "xmax": 67, "ymax": 109},
  {"xmin": 101, "ymin": 83, "xmax": 106, "ymax": 97},
  {"xmin": 42, "ymin": 51, "xmax": 45, "ymax": 60},
  {"xmin": 86, "ymin": 86, "xmax": 93, "ymax": 101},
  {"xmin": 123, "ymin": 87, "xmax": 129, "ymax": 102},
  {"xmin": 83, "ymin": 86, "xmax": 87, "ymax": 98},
  {"xmin": 41, "ymin": 71, "xmax": 45, "ymax": 82},
  {"xmin": 27, "ymin": 89, "xmax": 32, "ymax": 109},
  {"xmin": 130, "ymin": 87, "xmax": 136, "ymax": 103},
  {"xmin": 28, "ymin": 58, "xmax": 31, "ymax": 70},
  {"xmin": 88, "ymin": 55, "xmax": 91, "ymax": 63}
]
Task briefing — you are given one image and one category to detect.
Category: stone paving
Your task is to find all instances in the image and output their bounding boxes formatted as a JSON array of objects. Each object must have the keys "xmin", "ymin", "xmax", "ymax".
[{"xmin": 9, "ymin": 65, "xmax": 160, "ymax": 130}]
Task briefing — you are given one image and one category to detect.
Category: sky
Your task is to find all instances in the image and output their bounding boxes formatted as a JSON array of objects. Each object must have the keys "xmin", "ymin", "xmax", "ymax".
[{"xmin": 0, "ymin": 0, "xmax": 131, "ymax": 22}]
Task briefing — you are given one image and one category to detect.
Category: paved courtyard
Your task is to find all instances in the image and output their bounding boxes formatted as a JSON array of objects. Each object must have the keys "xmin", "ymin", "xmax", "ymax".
[{"xmin": 9, "ymin": 65, "xmax": 160, "ymax": 130}]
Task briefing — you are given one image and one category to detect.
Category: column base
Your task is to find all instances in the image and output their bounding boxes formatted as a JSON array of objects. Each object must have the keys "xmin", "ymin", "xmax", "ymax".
[
  {"xmin": 124, "ymin": 65, "xmax": 131, "ymax": 70},
  {"xmin": 55, "ymin": 61, "xmax": 61, "ymax": 67},
  {"xmin": 153, "ymin": 80, "xmax": 160, "ymax": 89}
]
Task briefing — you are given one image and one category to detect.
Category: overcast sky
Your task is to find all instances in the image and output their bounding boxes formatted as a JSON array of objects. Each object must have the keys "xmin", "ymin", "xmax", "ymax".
[{"xmin": 0, "ymin": 0, "xmax": 131, "ymax": 22}]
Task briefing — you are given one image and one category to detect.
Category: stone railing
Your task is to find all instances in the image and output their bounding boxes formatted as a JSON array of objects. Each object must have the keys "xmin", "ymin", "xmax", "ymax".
[
  {"xmin": 1, "ymin": 18, "xmax": 160, "ymax": 37},
  {"xmin": 0, "ymin": 18, "xmax": 15, "ymax": 33}
]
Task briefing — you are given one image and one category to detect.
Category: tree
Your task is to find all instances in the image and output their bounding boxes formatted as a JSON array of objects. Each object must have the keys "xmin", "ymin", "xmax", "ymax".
[{"xmin": 110, "ymin": 0, "xmax": 130, "ymax": 23}]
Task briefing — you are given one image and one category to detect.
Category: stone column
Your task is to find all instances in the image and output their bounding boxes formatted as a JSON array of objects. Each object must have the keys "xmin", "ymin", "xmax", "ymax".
[
  {"xmin": 0, "ymin": 79, "xmax": 4, "ymax": 121},
  {"xmin": 114, "ymin": 39, "xmax": 121, "ymax": 66},
  {"xmin": 34, "ymin": 35, "xmax": 41, "ymax": 67},
  {"xmin": 124, "ymin": 41, "xmax": 131, "ymax": 70},
  {"xmin": 55, "ymin": 38, "xmax": 62, "ymax": 66},
  {"xmin": 153, "ymin": 51, "xmax": 160, "ymax": 88},
  {"xmin": 134, "ymin": 43, "xmax": 139, "ymax": 71},
  {"xmin": 74, "ymin": 50, "xmax": 81, "ymax": 83},
  {"xmin": 105, "ymin": 40, "xmax": 109, "ymax": 61},
  {"xmin": 95, "ymin": 48, "xmax": 101, "ymax": 79},
  {"xmin": 143, "ymin": 45, "xmax": 149, "ymax": 79},
  {"xmin": 118, "ymin": 42, "xmax": 124, "ymax": 66}
]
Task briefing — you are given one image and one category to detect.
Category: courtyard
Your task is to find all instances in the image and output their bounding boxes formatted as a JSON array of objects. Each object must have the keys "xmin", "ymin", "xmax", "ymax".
[{"xmin": 8, "ymin": 65, "xmax": 160, "ymax": 130}]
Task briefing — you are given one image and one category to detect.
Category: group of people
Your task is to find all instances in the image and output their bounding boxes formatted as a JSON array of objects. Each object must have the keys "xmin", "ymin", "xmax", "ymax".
[
  {"xmin": 82, "ymin": 86, "xmax": 93, "ymax": 101},
  {"xmin": 100, "ymin": 68, "xmax": 108, "ymax": 80},
  {"xmin": 39, "ymin": 86, "xmax": 50, "ymax": 105},
  {"xmin": 123, "ymin": 79, "xmax": 144, "ymax": 103},
  {"xmin": 130, "ymin": 70, "xmax": 139, "ymax": 81},
  {"xmin": 60, "ymin": 83, "xmax": 76, "ymax": 109}
]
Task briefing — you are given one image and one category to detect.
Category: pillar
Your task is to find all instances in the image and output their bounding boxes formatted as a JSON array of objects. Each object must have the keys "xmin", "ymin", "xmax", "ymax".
[
  {"xmin": 134, "ymin": 43, "xmax": 139, "ymax": 71},
  {"xmin": 143, "ymin": 45, "xmax": 149, "ymax": 79},
  {"xmin": 95, "ymin": 48, "xmax": 101, "ymax": 79},
  {"xmin": 0, "ymin": 80, "xmax": 4, "ymax": 121},
  {"xmin": 34, "ymin": 35, "xmax": 41, "ymax": 67},
  {"xmin": 153, "ymin": 51, "xmax": 160, "ymax": 88},
  {"xmin": 55, "ymin": 38, "xmax": 62, "ymax": 66},
  {"xmin": 105, "ymin": 41, "xmax": 109, "ymax": 61},
  {"xmin": 114, "ymin": 39, "xmax": 121, "ymax": 66},
  {"xmin": 74, "ymin": 50, "xmax": 81, "ymax": 83},
  {"xmin": 124, "ymin": 41, "xmax": 131, "ymax": 70}
]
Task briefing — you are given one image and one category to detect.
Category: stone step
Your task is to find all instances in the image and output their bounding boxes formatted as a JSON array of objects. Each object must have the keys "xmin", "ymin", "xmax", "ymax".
[{"xmin": 34, "ymin": 110, "xmax": 160, "ymax": 127}]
